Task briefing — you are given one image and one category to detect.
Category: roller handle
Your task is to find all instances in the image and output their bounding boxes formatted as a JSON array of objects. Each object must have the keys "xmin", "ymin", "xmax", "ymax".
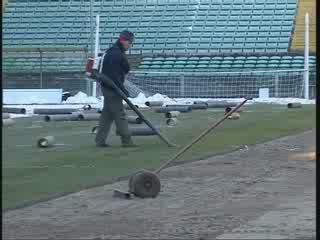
[{"xmin": 155, "ymin": 97, "xmax": 251, "ymax": 174}]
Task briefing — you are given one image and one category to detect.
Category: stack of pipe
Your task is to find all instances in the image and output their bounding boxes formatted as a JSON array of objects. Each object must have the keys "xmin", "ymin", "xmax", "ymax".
[
  {"xmin": 191, "ymin": 102, "xmax": 208, "ymax": 110},
  {"xmin": 205, "ymin": 101, "xmax": 237, "ymax": 108},
  {"xmin": 225, "ymin": 106, "xmax": 241, "ymax": 120},
  {"xmin": 127, "ymin": 115, "xmax": 143, "ymax": 124},
  {"xmin": 2, "ymin": 113, "xmax": 15, "ymax": 126},
  {"xmin": 77, "ymin": 112, "xmax": 101, "ymax": 121},
  {"xmin": 287, "ymin": 103, "xmax": 302, "ymax": 108},
  {"xmin": 155, "ymin": 105, "xmax": 192, "ymax": 113},
  {"xmin": 37, "ymin": 136, "xmax": 55, "ymax": 148},
  {"xmin": 164, "ymin": 111, "xmax": 180, "ymax": 126},
  {"xmin": 44, "ymin": 114, "xmax": 79, "ymax": 122},
  {"xmin": 34, "ymin": 108, "xmax": 77, "ymax": 115},
  {"xmin": 145, "ymin": 101, "xmax": 163, "ymax": 107},
  {"xmin": 116, "ymin": 126, "xmax": 159, "ymax": 136},
  {"xmin": 3, "ymin": 107, "xmax": 26, "ymax": 114}
]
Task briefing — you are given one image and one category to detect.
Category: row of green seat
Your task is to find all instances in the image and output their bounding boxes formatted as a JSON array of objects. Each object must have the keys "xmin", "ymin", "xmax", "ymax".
[
  {"xmin": 138, "ymin": 55, "xmax": 316, "ymax": 71},
  {"xmin": 144, "ymin": 56, "xmax": 314, "ymax": 60}
]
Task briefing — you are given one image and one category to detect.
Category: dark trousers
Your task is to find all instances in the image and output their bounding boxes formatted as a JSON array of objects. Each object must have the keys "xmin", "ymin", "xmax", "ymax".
[{"xmin": 95, "ymin": 87, "xmax": 130, "ymax": 145}]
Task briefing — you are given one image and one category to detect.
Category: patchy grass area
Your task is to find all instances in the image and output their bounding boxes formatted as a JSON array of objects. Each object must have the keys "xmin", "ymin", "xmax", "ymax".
[{"xmin": 2, "ymin": 104, "xmax": 315, "ymax": 210}]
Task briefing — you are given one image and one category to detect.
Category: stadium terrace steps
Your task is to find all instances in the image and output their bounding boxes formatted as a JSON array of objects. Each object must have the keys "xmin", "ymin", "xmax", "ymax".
[{"xmin": 291, "ymin": 0, "xmax": 316, "ymax": 52}]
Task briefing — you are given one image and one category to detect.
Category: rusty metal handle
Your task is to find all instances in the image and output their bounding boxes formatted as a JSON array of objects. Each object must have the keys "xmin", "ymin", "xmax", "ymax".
[{"xmin": 155, "ymin": 98, "xmax": 251, "ymax": 174}]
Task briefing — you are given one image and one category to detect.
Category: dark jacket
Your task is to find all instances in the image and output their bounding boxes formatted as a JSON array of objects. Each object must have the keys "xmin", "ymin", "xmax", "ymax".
[{"xmin": 100, "ymin": 40, "xmax": 130, "ymax": 96}]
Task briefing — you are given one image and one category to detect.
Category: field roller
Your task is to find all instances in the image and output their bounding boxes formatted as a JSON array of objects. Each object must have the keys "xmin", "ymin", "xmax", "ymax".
[{"xmin": 114, "ymin": 98, "xmax": 251, "ymax": 199}]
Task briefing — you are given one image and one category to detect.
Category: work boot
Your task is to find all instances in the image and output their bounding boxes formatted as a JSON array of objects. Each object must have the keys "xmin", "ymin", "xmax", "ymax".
[{"xmin": 121, "ymin": 135, "xmax": 137, "ymax": 148}]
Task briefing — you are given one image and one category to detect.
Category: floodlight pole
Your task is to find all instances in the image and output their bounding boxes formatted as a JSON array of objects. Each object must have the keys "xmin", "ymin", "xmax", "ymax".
[
  {"xmin": 92, "ymin": 14, "xmax": 100, "ymax": 97},
  {"xmin": 304, "ymin": 13, "xmax": 309, "ymax": 99},
  {"xmin": 89, "ymin": 0, "xmax": 94, "ymax": 56},
  {"xmin": 87, "ymin": 0, "xmax": 94, "ymax": 96},
  {"xmin": 39, "ymin": 49, "xmax": 43, "ymax": 89}
]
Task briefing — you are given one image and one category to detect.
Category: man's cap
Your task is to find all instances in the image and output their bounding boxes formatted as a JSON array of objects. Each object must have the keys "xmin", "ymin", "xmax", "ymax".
[{"xmin": 119, "ymin": 30, "xmax": 134, "ymax": 43}]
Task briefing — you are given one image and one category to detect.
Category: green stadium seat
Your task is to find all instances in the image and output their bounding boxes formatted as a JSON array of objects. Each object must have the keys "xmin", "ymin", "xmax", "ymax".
[
  {"xmin": 234, "ymin": 59, "xmax": 245, "ymax": 64},
  {"xmin": 200, "ymin": 56, "xmax": 211, "ymax": 61},
  {"xmin": 257, "ymin": 57, "xmax": 269, "ymax": 63},
  {"xmin": 255, "ymin": 63, "xmax": 267, "ymax": 69},
  {"xmin": 281, "ymin": 56, "xmax": 293, "ymax": 60},
  {"xmin": 141, "ymin": 60, "xmax": 153, "ymax": 65},
  {"xmin": 163, "ymin": 60, "xmax": 175, "ymax": 65},
  {"xmin": 267, "ymin": 64, "xmax": 280, "ymax": 69},
  {"xmin": 161, "ymin": 64, "xmax": 172, "ymax": 69},
  {"xmin": 188, "ymin": 56, "xmax": 199, "ymax": 61},
  {"xmin": 246, "ymin": 60, "xmax": 257, "ymax": 64},
  {"xmin": 233, "ymin": 43, "xmax": 244, "ymax": 50},
  {"xmin": 143, "ymin": 57, "xmax": 153, "ymax": 61},
  {"xmin": 280, "ymin": 60, "xmax": 292, "ymax": 64},
  {"xmin": 138, "ymin": 65, "xmax": 149, "ymax": 69},
  {"xmin": 149, "ymin": 65, "xmax": 162, "ymax": 69},
  {"xmin": 176, "ymin": 57, "xmax": 188, "ymax": 61},
  {"xmin": 208, "ymin": 63, "xmax": 220, "ymax": 68},
  {"xmin": 232, "ymin": 64, "xmax": 244, "ymax": 69},
  {"xmin": 269, "ymin": 59, "xmax": 280, "ymax": 64},
  {"xmin": 291, "ymin": 63, "xmax": 304, "ymax": 69},
  {"xmin": 197, "ymin": 64, "xmax": 208, "ymax": 69},
  {"xmin": 199, "ymin": 60, "xmax": 210, "ymax": 65},
  {"xmin": 222, "ymin": 60, "xmax": 233, "ymax": 65},
  {"xmin": 293, "ymin": 56, "xmax": 304, "ymax": 60},
  {"xmin": 175, "ymin": 60, "xmax": 187, "ymax": 65},
  {"xmin": 185, "ymin": 64, "xmax": 197, "ymax": 68}
]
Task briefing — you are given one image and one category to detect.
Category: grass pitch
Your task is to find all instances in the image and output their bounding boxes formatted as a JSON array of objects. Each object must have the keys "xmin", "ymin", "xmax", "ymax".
[{"xmin": 2, "ymin": 104, "xmax": 315, "ymax": 210}]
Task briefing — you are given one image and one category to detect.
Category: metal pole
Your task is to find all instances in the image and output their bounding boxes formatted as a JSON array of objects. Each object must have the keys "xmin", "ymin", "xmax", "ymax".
[
  {"xmin": 274, "ymin": 73, "xmax": 279, "ymax": 97},
  {"xmin": 90, "ymin": 0, "xmax": 94, "ymax": 56},
  {"xmin": 39, "ymin": 49, "xmax": 43, "ymax": 88},
  {"xmin": 92, "ymin": 14, "xmax": 100, "ymax": 97},
  {"xmin": 304, "ymin": 13, "xmax": 309, "ymax": 99},
  {"xmin": 94, "ymin": 15, "xmax": 100, "ymax": 60},
  {"xmin": 180, "ymin": 75, "xmax": 185, "ymax": 97}
]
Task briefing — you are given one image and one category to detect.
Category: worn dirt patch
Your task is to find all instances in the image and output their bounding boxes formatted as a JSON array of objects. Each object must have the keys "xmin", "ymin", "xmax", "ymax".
[{"xmin": 3, "ymin": 130, "xmax": 315, "ymax": 239}]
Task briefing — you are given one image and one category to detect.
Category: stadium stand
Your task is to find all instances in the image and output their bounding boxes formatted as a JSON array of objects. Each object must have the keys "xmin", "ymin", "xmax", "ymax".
[
  {"xmin": 3, "ymin": 0, "xmax": 298, "ymax": 54},
  {"xmin": 2, "ymin": 0, "xmax": 316, "ymax": 98}
]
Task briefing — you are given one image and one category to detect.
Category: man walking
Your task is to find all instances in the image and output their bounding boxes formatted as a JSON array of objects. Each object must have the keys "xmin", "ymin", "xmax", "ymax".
[{"xmin": 95, "ymin": 30, "xmax": 136, "ymax": 148}]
